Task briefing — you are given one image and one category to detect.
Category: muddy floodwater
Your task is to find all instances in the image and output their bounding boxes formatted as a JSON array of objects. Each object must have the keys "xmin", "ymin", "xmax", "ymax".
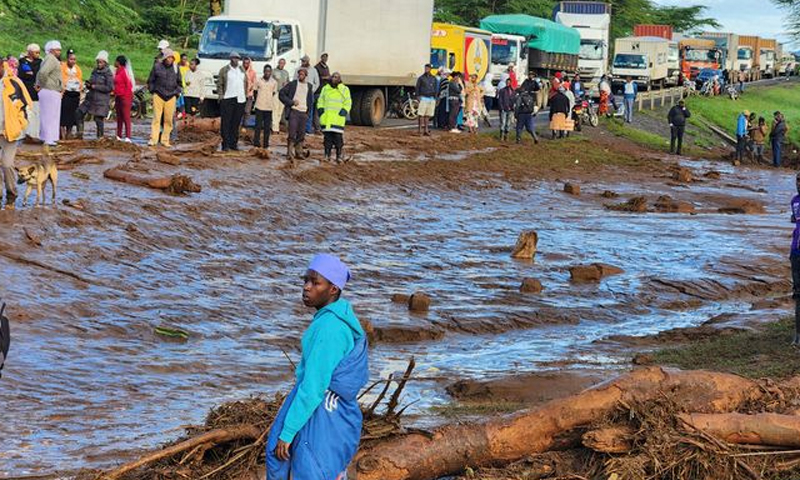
[{"xmin": 0, "ymin": 144, "xmax": 793, "ymax": 475}]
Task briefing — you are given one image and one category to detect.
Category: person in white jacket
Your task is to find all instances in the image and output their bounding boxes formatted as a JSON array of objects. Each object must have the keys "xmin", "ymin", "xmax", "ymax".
[{"xmin": 182, "ymin": 58, "xmax": 208, "ymax": 116}]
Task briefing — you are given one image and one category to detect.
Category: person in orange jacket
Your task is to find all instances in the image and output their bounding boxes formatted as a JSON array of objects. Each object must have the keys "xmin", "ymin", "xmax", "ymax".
[{"xmin": 0, "ymin": 59, "xmax": 34, "ymax": 209}]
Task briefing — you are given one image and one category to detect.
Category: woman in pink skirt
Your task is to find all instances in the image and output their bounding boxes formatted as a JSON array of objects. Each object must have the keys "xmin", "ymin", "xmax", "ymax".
[{"xmin": 36, "ymin": 40, "xmax": 63, "ymax": 147}]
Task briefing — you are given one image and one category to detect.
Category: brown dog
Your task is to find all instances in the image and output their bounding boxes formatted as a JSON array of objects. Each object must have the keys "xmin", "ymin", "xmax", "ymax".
[{"xmin": 16, "ymin": 157, "xmax": 58, "ymax": 207}]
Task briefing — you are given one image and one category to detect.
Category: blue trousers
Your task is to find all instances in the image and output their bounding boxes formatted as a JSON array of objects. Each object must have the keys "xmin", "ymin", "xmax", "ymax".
[
  {"xmin": 623, "ymin": 97, "xmax": 634, "ymax": 123},
  {"xmin": 773, "ymin": 139, "xmax": 782, "ymax": 167}
]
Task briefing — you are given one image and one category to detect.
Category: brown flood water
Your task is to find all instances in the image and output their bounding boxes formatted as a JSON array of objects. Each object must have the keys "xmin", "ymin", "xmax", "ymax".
[{"xmin": 0, "ymin": 135, "xmax": 793, "ymax": 475}]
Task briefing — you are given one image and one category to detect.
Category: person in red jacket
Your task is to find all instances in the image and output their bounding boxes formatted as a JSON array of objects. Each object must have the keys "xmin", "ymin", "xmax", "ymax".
[{"xmin": 113, "ymin": 55, "xmax": 134, "ymax": 142}]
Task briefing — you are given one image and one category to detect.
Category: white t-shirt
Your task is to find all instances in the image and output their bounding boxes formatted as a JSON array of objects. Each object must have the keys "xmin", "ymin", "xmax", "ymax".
[
  {"xmin": 224, "ymin": 67, "xmax": 246, "ymax": 103},
  {"xmin": 624, "ymin": 82, "xmax": 635, "ymax": 95}
]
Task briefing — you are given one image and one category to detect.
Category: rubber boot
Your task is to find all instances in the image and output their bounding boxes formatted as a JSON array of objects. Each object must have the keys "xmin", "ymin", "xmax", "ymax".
[
  {"xmin": 286, "ymin": 139, "xmax": 295, "ymax": 159},
  {"xmin": 76, "ymin": 120, "xmax": 84, "ymax": 140}
]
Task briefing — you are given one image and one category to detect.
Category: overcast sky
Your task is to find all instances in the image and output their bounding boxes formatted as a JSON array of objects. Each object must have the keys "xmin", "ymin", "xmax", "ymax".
[{"xmin": 652, "ymin": 0, "xmax": 795, "ymax": 48}]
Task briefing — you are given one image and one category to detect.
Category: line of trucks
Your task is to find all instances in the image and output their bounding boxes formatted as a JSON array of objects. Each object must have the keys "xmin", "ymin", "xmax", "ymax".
[{"xmin": 195, "ymin": 0, "xmax": 793, "ymax": 126}]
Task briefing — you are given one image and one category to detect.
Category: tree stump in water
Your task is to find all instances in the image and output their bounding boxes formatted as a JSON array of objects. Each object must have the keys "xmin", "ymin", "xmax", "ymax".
[{"xmin": 511, "ymin": 231, "xmax": 538, "ymax": 260}]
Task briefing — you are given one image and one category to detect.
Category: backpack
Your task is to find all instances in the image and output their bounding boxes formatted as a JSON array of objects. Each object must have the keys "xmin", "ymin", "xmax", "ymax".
[
  {"xmin": 517, "ymin": 91, "xmax": 535, "ymax": 114},
  {"xmin": 0, "ymin": 302, "xmax": 9, "ymax": 378}
]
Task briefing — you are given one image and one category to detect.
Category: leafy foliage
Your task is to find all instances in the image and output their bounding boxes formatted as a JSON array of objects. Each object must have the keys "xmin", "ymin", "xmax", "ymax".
[
  {"xmin": 773, "ymin": 0, "xmax": 800, "ymax": 39},
  {"xmin": 434, "ymin": 0, "xmax": 719, "ymax": 42}
]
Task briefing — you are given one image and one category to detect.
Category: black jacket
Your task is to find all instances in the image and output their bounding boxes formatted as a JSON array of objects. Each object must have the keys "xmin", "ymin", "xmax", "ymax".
[
  {"xmin": 667, "ymin": 105, "xmax": 691, "ymax": 127},
  {"xmin": 771, "ymin": 119, "xmax": 788, "ymax": 142},
  {"xmin": 498, "ymin": 86, "xmax": 515, "ymax": 112},
  {"xmin": 416, "ymin": 73, "xmax": 438, "ymax": 98},
  {"xmin": 148, "ymin": 62, "xmax": 183, "ymax": 101},
  {"xmin": 549, "ymin": 92, "xmax": 571, "ymax": 118},
  {"xmin": 279, "ymin": 79, "xmax": 315, "ymax": 110},
  {"xmin": 18, "ymin": 57, "xmax": 41, "ymax": 100},
  {"xmin": 519, "ymin": 78, "xmax": 541, "ymax": 93},
  {"xmin": 447, "ymin": 80, "xmax": 462, "ymax": 99}
]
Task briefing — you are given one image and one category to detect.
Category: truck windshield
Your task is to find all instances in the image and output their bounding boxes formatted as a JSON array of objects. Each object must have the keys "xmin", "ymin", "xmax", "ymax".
[
  {"xmin": 668, "ymin": 46, "xmax": 679, "ymax": 63},
  {"xmin": 684, "ymin": 49, "xmax": 716, "ymax": 62},
  {"xmin": 430, "ymin": 48, "xmax": 447, "ymax": 70},
  {"xmin": 738, "ymin": 49, "xmax": 752, "ymax": 60},
  {"xmin": 199, "ymin": 20, "xmax": 272, "ymax": 61},
  {"xmin": 579, "ymin": 40, "xmax": 603, "ymax": 61},
  {"xmin": 491, "ymin": 41, "xmax": 518, "ymax": 65},
  {"xmin": 613, "ymin": 54, "xmax": 646, "ymax": 69}
]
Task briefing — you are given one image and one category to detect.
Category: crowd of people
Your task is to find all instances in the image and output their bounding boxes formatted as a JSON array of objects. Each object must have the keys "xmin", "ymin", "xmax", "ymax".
[{"xmin": 736, "ymin": 109, "xmax": 788, "ymax": 166}]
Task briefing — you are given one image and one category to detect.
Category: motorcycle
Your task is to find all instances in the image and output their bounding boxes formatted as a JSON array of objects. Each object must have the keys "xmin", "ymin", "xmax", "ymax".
[
  {"xmin": 106, "ymin": 85, "xmax": 149, "ymax": 121},
  {"xmin": 572, "ymin": 95, "xmax": 599, "ymax": 131},
  {"xmin": 726, "ymin": 83, "xmax": 740, "ymax": 100}
]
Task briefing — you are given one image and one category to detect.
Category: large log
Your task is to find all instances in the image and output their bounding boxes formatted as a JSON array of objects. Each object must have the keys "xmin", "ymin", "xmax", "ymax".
[
  {"xmin": 354, "ymin": 367, "xmax": 761, "ymax": 480},
  {"xmin": 103, "ymin": 167, "xmax": 201, "ymax": 194},
  {"xmin": 680, "ymin": 412, "xmax": 800, "ymax": 448}
]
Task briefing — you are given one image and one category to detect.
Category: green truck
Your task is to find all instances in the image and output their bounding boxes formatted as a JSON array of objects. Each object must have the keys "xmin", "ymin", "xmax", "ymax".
[{"xmin": 480, "ymin": 14, "xmax": 581, "ymax": 77}]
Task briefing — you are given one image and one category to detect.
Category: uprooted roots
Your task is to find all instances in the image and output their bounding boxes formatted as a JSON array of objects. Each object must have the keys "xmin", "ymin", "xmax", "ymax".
[
  {"xmin": 81, "ymin": 359, "xmax": 416, "ymax": 480},
  {"xmin": 462, "ymin": 382, "xmax": 800, "ymax": 480}
]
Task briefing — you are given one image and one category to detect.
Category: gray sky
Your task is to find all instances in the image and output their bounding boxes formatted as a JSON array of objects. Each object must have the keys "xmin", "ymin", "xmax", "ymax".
[{"xmin": 653, "ymin": 0, "xmax": 795, "ymax": 48}]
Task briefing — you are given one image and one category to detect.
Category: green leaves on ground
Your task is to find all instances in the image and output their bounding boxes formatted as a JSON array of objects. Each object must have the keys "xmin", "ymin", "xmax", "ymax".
[{"xmin": 155, "ymin": 326, "xmax": 190, "ymax": 340}]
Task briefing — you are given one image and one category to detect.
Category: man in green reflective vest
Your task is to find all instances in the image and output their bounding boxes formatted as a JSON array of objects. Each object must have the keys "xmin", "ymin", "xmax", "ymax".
[{"xmin": 317, "ymin": 72, "xmax": 352, "ymax": 163}]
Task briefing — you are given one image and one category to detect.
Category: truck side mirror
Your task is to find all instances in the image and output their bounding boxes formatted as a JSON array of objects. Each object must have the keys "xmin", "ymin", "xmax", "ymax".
[
  {"xmin": 521, "ymin": 47, "xmax": 528, "ymax": 60},
  {"xmin": 448, "ymin": 53, "xmax": 456, "ymax": 70},
  {"xmin": 649, "ymin": 62, "xmax": 653, "ymax": 68}
]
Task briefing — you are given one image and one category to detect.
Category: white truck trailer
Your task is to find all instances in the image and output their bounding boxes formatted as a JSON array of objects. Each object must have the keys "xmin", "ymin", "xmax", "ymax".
[
  {"xmin": 553, "ymin": 1, "xmax": 611, "ymax": 89},
  {"xmin": 611, "ymin": 37, "xmax": 669, "ymax": 91},
  {"xmin": 196, "ymin": 0, "xmax": 434, "ymax": 126}
]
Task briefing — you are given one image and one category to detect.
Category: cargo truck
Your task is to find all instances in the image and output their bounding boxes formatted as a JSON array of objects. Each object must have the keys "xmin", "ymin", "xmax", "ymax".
[
  {"xmin": 679, "ymin": 38, "xmax": 721, "ymax": 81},
  {"xmin": 633, "ymin": 25, "xmax": 679, "ymax": 85},
  {"xmin": 552, "ymin": 1, "xmax": 611, "ymax": 88},
  {"xmin": 759, "ymin": 38, "xmax": 777, "ymax": 78},
  {"xmin": 196, "ymin": 0, "xmax": 434, "ymax": 126},
  {"xmin": 611, "ymin": 37, "xmax": 669, "ymax": 91},
  {"xmin": 700, "ymin": 32, "xmax": 740, "ymax": 78},
  {"xmin": 739, "ymin": 36, "xmax": 762, "ymax": 80},
  {"xmin": 480, "ymin": 14, "xmax": 581, "ymax": 77},
  {"xmin": 430, "ymin": 23, "xmax": 492, "ymax": 82}
]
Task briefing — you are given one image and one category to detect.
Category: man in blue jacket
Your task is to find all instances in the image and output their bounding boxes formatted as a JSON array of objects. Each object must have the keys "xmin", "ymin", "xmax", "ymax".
[
  {"xmin": 735, "ymin": 110, "xmax": 750, "ymax": 162},
  {"xmin": 622, "ymin": 77, "xmax": 638, "ymax": 124},
  {"xmin": 267, "ymin": 254, "xmax": 369, "ymax": 480}
]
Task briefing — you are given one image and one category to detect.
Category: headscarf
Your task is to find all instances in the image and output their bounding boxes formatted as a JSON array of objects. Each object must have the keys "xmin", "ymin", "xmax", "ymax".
[
  {"xmin": 126, "ymin": 62, "xmax": 136, "ymax": 93},
  {"xmin": 308, "ymin": 254, "xmax": 351, "ymax": 291},
  {"xmin": 26, "ymin": 43, "xmax": 40, "ymax": 54},
  {"xmin": 44, "ymin": 40, "xmax": 62, "ymax": 55},
  {"xmin": 96, "ymin": 50, "xmax": 109, "ymax": 64}
]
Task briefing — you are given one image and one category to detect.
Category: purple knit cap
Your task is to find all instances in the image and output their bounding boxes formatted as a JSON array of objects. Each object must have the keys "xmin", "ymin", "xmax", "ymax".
[{"xmin": 308, "ymin": 254, "xmax": 351, "ymax": 290}]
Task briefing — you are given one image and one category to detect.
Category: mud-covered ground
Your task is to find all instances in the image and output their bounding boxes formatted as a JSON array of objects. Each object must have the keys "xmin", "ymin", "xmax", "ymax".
[{"xmin": 0, "ymin": 122, "xmax": 794, "ymax": 476}]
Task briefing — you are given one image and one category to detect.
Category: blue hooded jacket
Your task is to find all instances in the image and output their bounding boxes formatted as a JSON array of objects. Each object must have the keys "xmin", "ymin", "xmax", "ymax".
[
  {"xmin": 736, "ymin": 113, "xmax": 748, "ymax": 137},
  {"xmin": 267, "ymin": 298, "xmax": 368, "ymax": 480}
]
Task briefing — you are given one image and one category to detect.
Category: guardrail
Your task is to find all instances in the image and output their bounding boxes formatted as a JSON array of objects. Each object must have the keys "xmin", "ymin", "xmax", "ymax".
[{"xmin": 635, "ymin": 87, "xmax": 683, "ymax": 112}]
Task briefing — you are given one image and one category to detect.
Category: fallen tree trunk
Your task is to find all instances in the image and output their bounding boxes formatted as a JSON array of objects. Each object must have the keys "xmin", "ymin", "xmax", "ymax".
[
  {"xmin": 100, "ymin": 425, "xmax": 261, "ymax": 480},
  {"xmin": 182, "ymin": 117, "xmax": 221, "ymax": 133},
  {"xmin": 103, "ymin": 167, "xmax": 201, "ymax": 194},
  {"xmin": 354, "ymin": 367, "xmax": 761, "ymax": 480},
  {"xmin": 680, "ymin": 412, "xmax": 800, "ymax": 448}
]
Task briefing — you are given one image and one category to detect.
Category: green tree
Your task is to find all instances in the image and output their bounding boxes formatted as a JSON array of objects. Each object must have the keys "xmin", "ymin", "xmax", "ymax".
[
  {"xmin": 433, "ymin": 0, "xmax": 720, "ymax": 42},
  {"xmin": 773, "ymin": 0, "xmax": 800, "ymax": 38}
]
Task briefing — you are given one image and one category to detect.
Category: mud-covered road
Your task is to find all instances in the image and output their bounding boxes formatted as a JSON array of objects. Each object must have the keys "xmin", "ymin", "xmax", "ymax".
[{"xmin": 0, "ymin": 126, "xmax": 793, "ymax": 475}]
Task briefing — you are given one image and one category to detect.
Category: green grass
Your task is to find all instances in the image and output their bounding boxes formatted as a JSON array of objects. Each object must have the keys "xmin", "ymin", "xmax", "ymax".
[
  {"xmin": 686, "ymin": 82, "xmax": 800, "ymax": 147},
  {"xmin": 653, "ymin": 318, "xmax": 800, "ymax": 379},
  {"xmin": 603, "ymin": 117, "xmax": 671, "ymax": 152}
]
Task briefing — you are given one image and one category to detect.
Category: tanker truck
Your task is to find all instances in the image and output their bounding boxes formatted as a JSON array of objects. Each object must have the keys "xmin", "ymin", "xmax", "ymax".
[{"xmin": 196, "ymin": 0, "xmax": 434, "ymax": 126}]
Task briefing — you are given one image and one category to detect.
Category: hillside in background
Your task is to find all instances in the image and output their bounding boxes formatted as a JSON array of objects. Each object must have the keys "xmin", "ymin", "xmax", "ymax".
[{"xmin": 0, "ymin": 0, "xmax": 207, "ymax": 79}]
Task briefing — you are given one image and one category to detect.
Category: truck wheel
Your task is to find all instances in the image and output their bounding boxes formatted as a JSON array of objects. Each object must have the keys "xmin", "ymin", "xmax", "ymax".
[
  {"xmin": 360, "ymin": 88, "xmax": 385, "ymax": 127},
  {"xmin": 349, "ymin": 90, "xmax": 364, "ymax": 126}
]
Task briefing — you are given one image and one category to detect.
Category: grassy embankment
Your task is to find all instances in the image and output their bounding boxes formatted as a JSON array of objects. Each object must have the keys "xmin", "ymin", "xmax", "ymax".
[
  {"xmin": 0, "ymin": 1, "xmax": 194, "ymax": 82},
  {"xmin": 654, "ymin": 317, "xmax": 800, "ymax": 379},
  {"xmin": 600, "ymin": 81, "xmax": 800, "ymax": 155},
  {"xmin": 686, "ymin": 81, "xmax": 800, "ymax": 148}
]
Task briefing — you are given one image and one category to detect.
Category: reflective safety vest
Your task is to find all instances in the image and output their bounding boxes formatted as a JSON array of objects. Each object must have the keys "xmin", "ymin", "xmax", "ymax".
[{"xmin": 318, "ymin": 83, "xmax": 352, "ymax": 133}]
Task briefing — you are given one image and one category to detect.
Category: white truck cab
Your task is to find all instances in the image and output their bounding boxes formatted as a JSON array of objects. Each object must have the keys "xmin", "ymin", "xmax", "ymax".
[
  {"xmin": 197, "ymin": 15, "xmax": 303, "ymax": 104},
  {"xmin": 489, "ymin": 34, "xmax": 528, "ymax": 85}
]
